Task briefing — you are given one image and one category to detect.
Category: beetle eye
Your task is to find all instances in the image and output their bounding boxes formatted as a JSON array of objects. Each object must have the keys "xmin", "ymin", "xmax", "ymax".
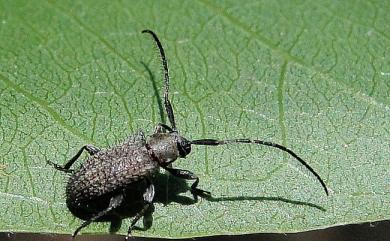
[{"xmin": 177, "ymin": 138, "xmax": 191, "ymax": 158}]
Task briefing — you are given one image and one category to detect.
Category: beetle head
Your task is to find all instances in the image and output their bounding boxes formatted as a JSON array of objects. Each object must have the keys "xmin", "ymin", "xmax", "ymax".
[{"xmin": 176, "ymin": 135, "xmax": 191, "ymax": 158}]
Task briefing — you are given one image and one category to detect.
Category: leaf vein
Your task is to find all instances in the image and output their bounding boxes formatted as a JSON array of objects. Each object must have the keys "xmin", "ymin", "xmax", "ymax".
[{"xmin": 0, "ymin": 73, "xmax": 92, "ymax": 143}]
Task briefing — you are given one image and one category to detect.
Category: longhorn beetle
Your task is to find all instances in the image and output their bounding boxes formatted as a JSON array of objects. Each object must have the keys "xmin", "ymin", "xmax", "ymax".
[{"xmin": 48, "ymin": 29, "xmax": 329, "ymax": 240}]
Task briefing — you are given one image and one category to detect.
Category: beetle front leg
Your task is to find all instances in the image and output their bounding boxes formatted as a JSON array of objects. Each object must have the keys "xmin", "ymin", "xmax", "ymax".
[
  {"xmin": 154, "ymin": 123, "xmax": 173, "ymax": 133},
  {"xmin": 47, "ymin": 144, "xmax": 100, "ymax": 173},
  {"xmin": 164, "ymin": 166, "xmax": 211, "ymax": 200}
]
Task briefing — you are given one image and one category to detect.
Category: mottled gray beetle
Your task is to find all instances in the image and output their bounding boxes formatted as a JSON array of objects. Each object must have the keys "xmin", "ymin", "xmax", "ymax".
[{"xmin": 48, "ymin": 29, "xmax": 329, "ymax": 239}]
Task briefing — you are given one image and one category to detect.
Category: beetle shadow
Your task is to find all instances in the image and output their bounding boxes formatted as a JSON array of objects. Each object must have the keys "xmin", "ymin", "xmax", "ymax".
[
  {"xmin": 107, "ymin": 172, "xmax": 326, "ymax": 234},
  {"xmin": 153, "ymin": 173, "xmax": 326, "ymax": 211},
  {"xmin": 106, "ymin": 172, "xmax": 192, "ymax": 233},
  {"xmin": 203, "ymin": 195, "xmax": 326, "ymax": 211},
  {"xmin": 141, "ymin": 61, "xmax": 166, "ymax": 124}
]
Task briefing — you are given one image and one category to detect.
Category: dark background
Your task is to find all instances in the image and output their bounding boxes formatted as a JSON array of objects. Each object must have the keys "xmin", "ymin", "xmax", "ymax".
[{"xmin": 1, "ymin": 219, "xmax": 388, "ymax": 241}]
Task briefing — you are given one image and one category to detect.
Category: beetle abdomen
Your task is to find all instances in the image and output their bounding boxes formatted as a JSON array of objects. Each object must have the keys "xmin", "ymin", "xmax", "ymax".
[{"xmin": 66, "ymin": 142, "xmax": 159, "ymax": 203}]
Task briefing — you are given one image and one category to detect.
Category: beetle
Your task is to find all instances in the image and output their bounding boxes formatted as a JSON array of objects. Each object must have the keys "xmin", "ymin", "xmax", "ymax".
[{"xmin": 48, "ymin": 29, "xmax": 329, "ymax": 239}]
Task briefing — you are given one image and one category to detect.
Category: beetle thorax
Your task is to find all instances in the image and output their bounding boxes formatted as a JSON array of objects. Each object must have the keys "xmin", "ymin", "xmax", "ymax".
[
  {"xmin": 147, "ymin": 133, "xmax": 191, "ymax": 165},
  {"xmin": 147, "ymin": 133, "xmax": 180, "ymax": 165}
]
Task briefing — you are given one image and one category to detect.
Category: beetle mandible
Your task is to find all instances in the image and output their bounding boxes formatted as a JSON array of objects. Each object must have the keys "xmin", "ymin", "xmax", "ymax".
[{"xmin": 48, "ymin": 29, "xmax": 329, "ymax": 239}]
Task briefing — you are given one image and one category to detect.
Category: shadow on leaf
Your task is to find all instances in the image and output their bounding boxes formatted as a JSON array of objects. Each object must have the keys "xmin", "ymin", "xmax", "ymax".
[
  {"xmin": 100, "ymin": 172, "xmax": 326, "ymax": 234},
  {"xmin": 204, "ymin": 195, "xmax": 326, "ymax": 212}
]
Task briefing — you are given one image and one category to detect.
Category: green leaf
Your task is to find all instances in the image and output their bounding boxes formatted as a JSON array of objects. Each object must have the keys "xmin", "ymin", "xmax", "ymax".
[{"xmin": 0, "ymin": 0, "xmax": 389, "ymax": 238}]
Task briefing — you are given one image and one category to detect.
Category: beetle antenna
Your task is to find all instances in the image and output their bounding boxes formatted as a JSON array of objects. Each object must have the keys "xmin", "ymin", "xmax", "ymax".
[
  {"xmin": 142, "ymin": 29, "xmax": 177, "ymax": 132},
  {"xmin": 191, "ymin": 138, "xmax": 329, "ymax": 196}
]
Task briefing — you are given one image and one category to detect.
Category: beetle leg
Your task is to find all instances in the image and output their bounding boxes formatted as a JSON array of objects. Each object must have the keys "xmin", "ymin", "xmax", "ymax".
[
  {"xmin": 163, "ymin": 166, "xmax": 211, "ymax": 201},
  {"xmin": 47, "ymin": 144, "xmax": 100, "ymax": 173},
  {"xmin": 154, "ymin": 123, "xmax": 173, "ymax": 133},
  {"xmin": 73, "ymin": 193, "xmax": 124, "ymax": 238},
  {"xmin": 126, "ymin": 178, "xmax": 155, "ymax": 240}
]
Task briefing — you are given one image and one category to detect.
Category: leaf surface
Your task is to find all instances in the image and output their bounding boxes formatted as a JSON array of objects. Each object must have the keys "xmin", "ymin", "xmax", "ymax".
[{"xmin": 0, "ymin": 0, "xmax": 389, "ymax": 238}]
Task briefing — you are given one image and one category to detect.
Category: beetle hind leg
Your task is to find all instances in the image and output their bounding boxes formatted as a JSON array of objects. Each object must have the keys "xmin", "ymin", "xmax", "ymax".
[
  {"xmin": 72, "ymin": 193, "xmax": 124, "ymax": 238},
  {"xmin": 126, "ymin": 178, "xmax": 155, "ymax": 240}
]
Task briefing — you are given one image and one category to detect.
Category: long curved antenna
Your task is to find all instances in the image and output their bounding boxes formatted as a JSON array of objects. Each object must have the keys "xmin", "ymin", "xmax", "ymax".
[
  {"xmin": 142, "ymin": 29, "xmax": 177, "ymax": 131},
  {"xmin": 191, "ymin": 138, "xmax": 329, "ymax": 196}
]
